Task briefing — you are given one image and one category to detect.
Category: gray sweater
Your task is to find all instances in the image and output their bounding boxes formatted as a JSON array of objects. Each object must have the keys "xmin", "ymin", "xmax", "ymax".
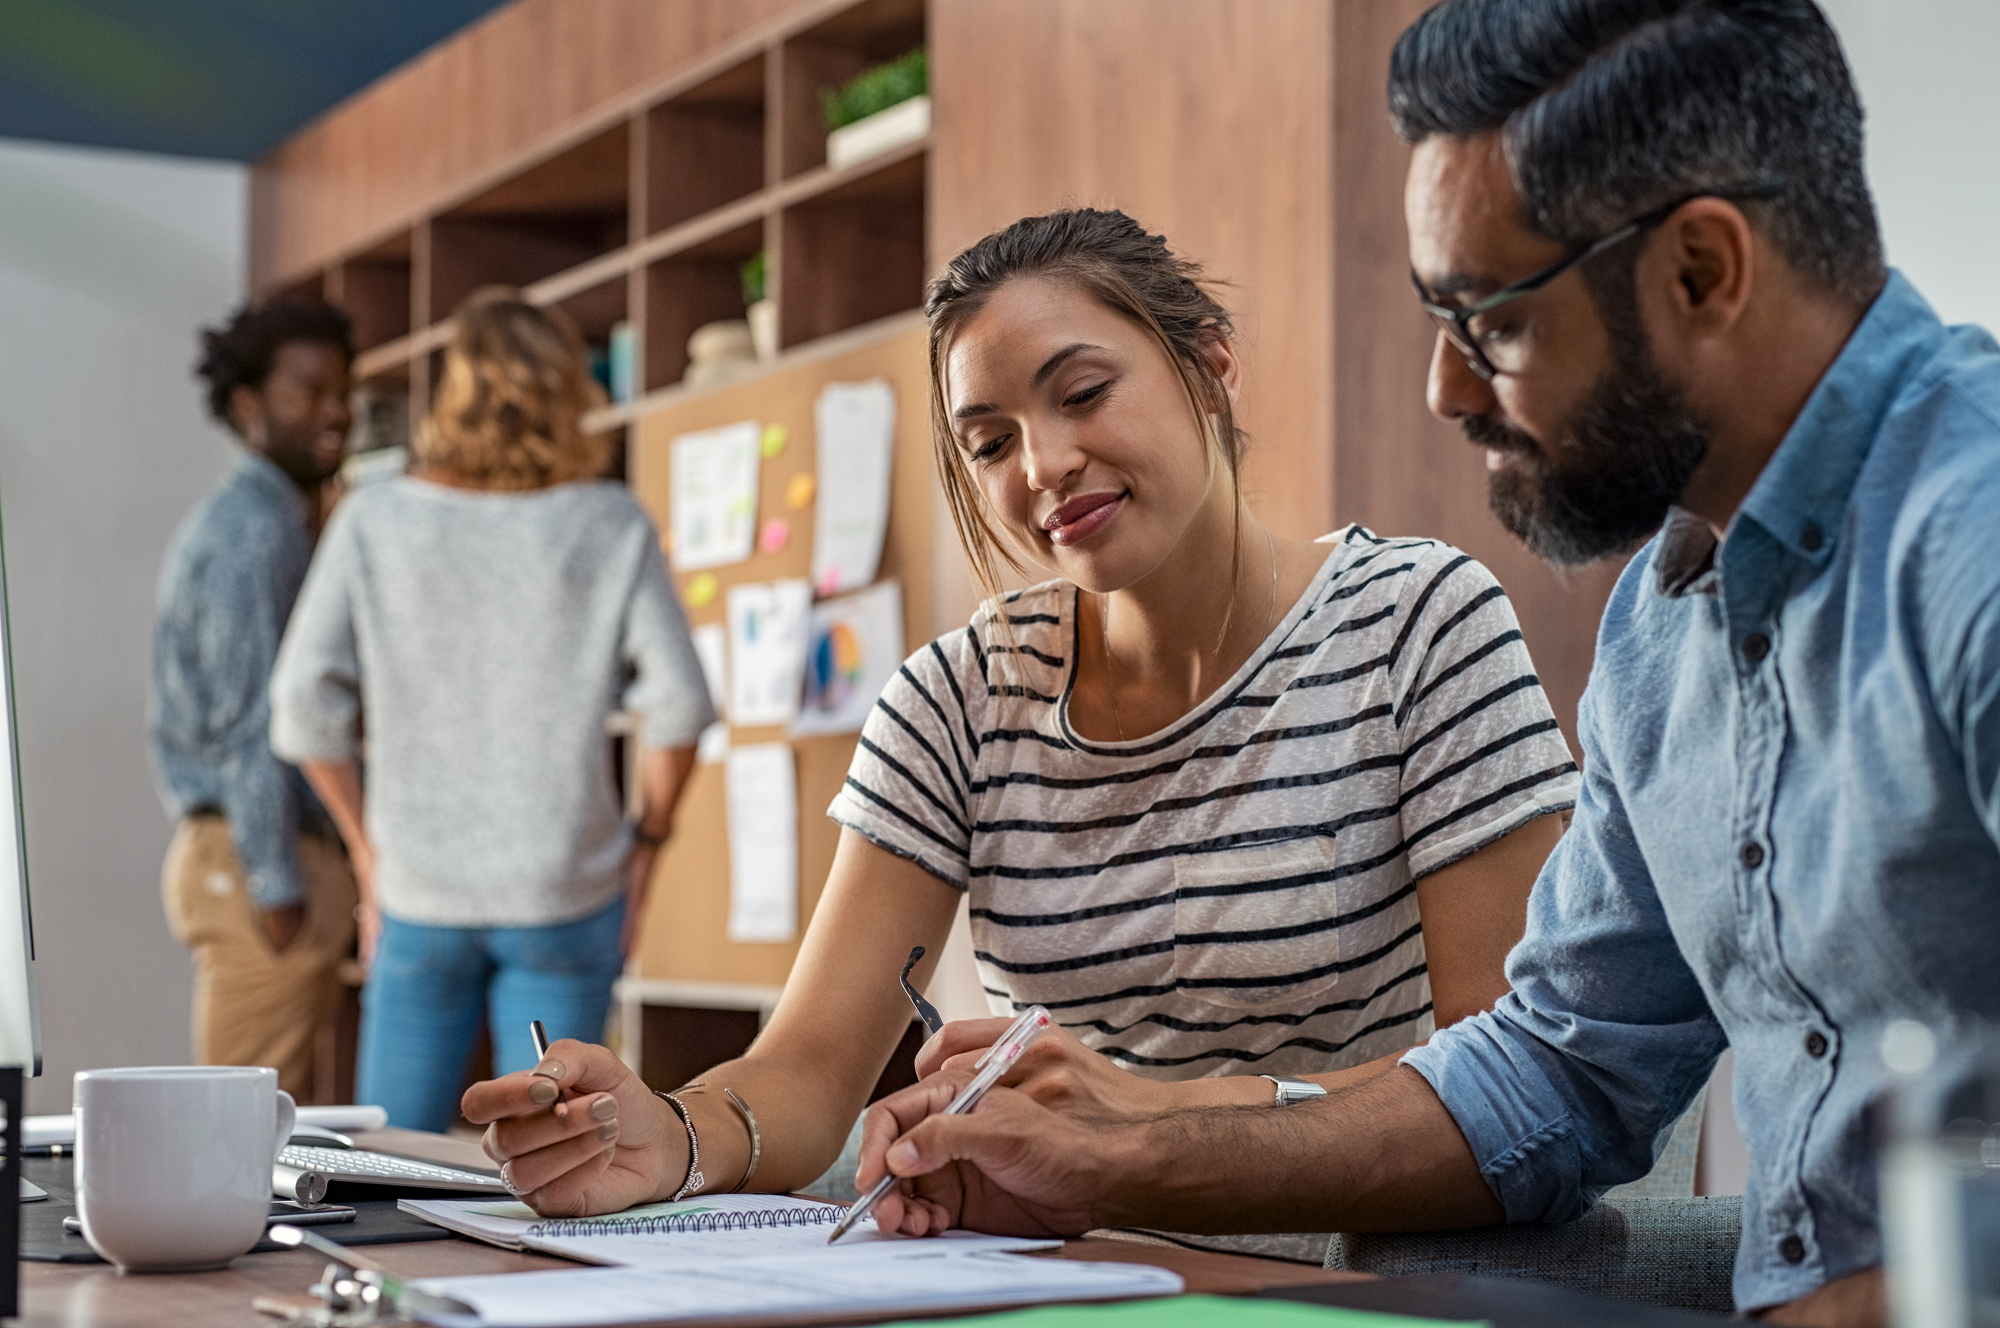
[{"xmin": 270, "ymin": 478, "xmax": 715, "ymax": 927}]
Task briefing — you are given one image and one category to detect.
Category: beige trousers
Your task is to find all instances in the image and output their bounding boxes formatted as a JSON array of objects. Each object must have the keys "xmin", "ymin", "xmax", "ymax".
[{"xmin": 161, "ymin": 816, "xmax": 357, "ymax": 1099}]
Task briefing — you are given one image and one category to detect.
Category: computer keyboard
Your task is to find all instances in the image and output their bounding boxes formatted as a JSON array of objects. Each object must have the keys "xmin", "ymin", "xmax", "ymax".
[{"xmin": 276, "ymin": 1144, "xmax": 509, "ymax": 1193}]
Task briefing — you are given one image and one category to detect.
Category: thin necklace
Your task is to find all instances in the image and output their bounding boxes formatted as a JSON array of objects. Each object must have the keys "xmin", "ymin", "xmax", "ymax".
[{"xmin": 1100, "ymin": 526, "xmax": 1279, "ymax": 744}]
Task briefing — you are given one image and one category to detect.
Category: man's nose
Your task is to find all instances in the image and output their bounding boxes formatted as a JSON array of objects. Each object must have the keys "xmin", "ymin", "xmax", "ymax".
[{"xmin": 1425, "ymin": 332, "xmax": 1498, "ymax": 424}]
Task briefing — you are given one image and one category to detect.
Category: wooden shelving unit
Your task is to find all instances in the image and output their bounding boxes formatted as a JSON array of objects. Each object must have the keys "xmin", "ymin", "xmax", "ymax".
[{"xmin": 269, "ymin": 0, "xmax": 929, "ymax": 462}]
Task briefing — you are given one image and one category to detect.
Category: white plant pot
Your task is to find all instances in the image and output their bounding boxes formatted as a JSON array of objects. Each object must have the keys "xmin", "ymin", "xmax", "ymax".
[
  {"xmin": 825, "ymin": 95, "xmax": 931, "ymax": 172},
  {"xmin": 747, "ymin": 298, "xmax": 779, "ymax": 362}
]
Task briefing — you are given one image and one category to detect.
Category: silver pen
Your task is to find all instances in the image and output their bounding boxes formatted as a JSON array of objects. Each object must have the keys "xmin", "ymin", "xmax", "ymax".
[{"xmin": 826, "ymin": 1004, "xmax": 1052, "ymax": 1243}]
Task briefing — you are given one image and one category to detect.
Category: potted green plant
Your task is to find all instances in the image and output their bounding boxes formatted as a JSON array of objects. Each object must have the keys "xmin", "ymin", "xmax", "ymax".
[{"xmin": 821, "ymin": 48, "xmax": 928, "ymax": 171}]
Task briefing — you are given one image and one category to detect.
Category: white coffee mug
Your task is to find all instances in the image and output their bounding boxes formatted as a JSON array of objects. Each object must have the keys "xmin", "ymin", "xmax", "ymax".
[{"xmin": 74, "ymin": 1065, "xmax": 297, "ymax": 1272}]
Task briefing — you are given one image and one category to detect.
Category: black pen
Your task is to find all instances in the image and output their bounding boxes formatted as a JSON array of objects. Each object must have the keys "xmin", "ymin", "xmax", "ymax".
[{"xmin": 530, "ymin": 1019, "xmax": 568, "ymax": 1110}]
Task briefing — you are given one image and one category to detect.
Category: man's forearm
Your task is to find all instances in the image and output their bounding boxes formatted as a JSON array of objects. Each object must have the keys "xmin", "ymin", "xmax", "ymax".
[{"xmin": 1101, "ymin": 1065, "xmax": 1502, "ymax": 1236}]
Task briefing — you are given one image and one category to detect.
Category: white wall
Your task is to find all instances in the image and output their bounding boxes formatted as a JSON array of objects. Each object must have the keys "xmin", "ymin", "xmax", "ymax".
[
  {"xmin": 1823, "ymin": 0, "xmax": 2000, "ymax": 328},
  {"xmin": 1696, "ymin": 0, "xmax": 2000, "ymax": 1196},
  {"xmin": 0, "ymin": 137, "xmax": 246, "ymax": 1112}
]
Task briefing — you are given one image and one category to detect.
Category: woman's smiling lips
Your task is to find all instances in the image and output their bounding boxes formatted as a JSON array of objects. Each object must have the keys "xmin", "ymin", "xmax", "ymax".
[{"xmin": 1043, "ymin": 491, "xmax": 1125, "ymax": 546}]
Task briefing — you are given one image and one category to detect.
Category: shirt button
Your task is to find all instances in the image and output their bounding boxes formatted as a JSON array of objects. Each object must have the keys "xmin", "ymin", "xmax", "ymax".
[
  {"xmin": 1801, "ymin": 524, "xmax": 1824, "ymax": 553},
  {"xmin": 1740, "ymin": 842, "xmax": 1765, "ymax": 869},
  {"xmin": 1743, "ymin": 633, "xmax": 1771, "ymax": 663},
  {"xmin": 1805, "ymin": 1031, "xmax": 1828, "ymax": 1058},
  {"xmin": 1780, "ymin": 1234, "xmax": 1806, "ymax": 1264}
]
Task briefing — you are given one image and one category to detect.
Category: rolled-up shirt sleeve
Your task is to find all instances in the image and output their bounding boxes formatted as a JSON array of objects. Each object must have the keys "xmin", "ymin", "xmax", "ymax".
[
  {"xmin": 619, "ymin": 539, "xmax": 717, "ymax": 751},
  {"xmin": 1401, "ymin": 678, "xmax": 1727, "ymax": 1223}
]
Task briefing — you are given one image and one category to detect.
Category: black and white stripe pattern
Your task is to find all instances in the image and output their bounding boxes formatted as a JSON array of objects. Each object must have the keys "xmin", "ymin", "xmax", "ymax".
[{"xmin": 830, "ymin": 528, "xmax": 1578, "ymax": 1080}]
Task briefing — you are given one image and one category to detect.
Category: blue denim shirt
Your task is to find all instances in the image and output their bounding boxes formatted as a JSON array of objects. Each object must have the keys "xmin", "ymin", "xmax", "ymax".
[
  {"xmin": 1403, "ymin": 273, "xmax": 2000, "ymax": 1311},
  {"xmin": 148, "ymin": 450, "xmax": 327, "ymax": 909}
]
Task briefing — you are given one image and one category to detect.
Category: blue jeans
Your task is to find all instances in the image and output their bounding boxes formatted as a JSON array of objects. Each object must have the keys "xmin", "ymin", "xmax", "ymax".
[{"xmin": 356, "ymin": 897, "xmax": 625, "ymax": 1132}]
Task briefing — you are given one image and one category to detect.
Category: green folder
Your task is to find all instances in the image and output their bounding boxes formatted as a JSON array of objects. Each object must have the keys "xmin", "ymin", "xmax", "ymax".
[{"xmin": 890, "ymin": 1292, "xmax": 1488, "ymax": 1328}]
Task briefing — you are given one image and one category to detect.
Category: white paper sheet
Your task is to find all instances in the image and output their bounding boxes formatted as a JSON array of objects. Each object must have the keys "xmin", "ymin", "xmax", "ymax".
[
  {"xmin": 725, "ymin": 579, "xmax": 811, "ymax": 727},
  {"xmin": 690, "ymin": 623, "xmax": 729, "ymax": 764},
  {"xmin": 725, "ymin": 743, "xmax": 797, "ymax": 943},
  {"xmin": 790, "ymin": 580, "xmax": 905, "ymax": 737},
  {"xmin": 809, "ymin": 380, "xmax": 895, "ymax": 595},
  {"xmin": 669, "ymin": 420, "xmax": 761, "ymax": 571},
  {"xmin": 413, "ymin": 1244, "xmax": 1183, "ymax": 1327}
]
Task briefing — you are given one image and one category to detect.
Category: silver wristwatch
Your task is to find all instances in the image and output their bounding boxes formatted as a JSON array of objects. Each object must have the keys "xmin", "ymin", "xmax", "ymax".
[{"xmin": 1262, "ymin": 1074, "xmax": 1328, "ymax": 1107}]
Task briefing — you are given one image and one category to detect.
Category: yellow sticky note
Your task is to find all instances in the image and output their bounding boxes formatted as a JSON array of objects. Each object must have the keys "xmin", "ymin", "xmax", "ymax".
[
  {"xmin": 786, "ymin": 472, "xmax": 816, "ymax": 510},
  {"xmin": 760, "ymin": 423, "xmax": 788, "ymax": 458},
  {"xmin": 684, "ymin": 572, "xmax": 718, "ymax": 608}
]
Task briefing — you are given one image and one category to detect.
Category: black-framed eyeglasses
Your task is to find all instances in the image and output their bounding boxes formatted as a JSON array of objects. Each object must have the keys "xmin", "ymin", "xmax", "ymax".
[{"xmin": 1411, "ymin": 177, "xmax": 1788, "ymax": 381}]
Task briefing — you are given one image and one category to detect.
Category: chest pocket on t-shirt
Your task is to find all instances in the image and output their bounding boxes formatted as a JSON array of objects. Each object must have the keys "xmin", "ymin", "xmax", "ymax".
[{"xmin": 1170, "ymin": 835, "xmax": 1341, "ymax": 1011}]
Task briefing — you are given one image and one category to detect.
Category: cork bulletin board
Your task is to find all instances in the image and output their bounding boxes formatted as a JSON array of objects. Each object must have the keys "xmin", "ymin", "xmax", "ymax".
[{"xmin": 628, "ymin": 314, "xmax": 936, "ymax": 989}]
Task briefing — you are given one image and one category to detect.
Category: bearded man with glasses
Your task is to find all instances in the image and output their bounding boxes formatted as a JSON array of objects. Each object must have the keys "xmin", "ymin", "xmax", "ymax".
[{"xmin": 838, "ymin": 3, "xmax": 2000, "ymax": 1325}]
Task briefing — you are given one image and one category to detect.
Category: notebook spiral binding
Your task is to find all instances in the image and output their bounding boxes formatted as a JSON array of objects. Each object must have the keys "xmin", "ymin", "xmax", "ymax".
[{"xmin": 528, "ymin": 1205, "xmax": 843, "ymax": 1238}]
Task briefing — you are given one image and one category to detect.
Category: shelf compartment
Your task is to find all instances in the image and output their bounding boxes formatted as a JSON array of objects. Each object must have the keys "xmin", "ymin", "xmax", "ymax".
[
  {"xmin": 646, "ymin": 55, "xmax": 766, "ymax": 235},
  {"xmin": 777, "ymin": 0, "xmax": 926, "ymax": 180},
  {"xmin": 336, "ymin": 230, "xmax": 415, "ymax": 353},
  {"xmin": 777, "ymin": 147, "xmax": 925, "ymax": 349},
  {"xmin": 642, "ymin": 220, "xmax": 763, "ymax": 393},
  {"xmin": 429, "ymin": 122, "xmax": 632, "ymax": 322},
  {"xmin": 351, "ymin": 360, "xmax": 413, "ymax": 459}
]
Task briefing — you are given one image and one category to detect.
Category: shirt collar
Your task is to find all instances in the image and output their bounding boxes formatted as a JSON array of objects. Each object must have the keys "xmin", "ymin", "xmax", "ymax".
[
  {"xmin": 230, "ymin": 447, "xmax": 313, "ymax": 523},
  {"xmin": 1653, "ymin": 507, "xmax": 1721, "ymax": 597},
  {"xmin": 1731, "ymin": 270, "xmax": 1944, "ymax": 569}
]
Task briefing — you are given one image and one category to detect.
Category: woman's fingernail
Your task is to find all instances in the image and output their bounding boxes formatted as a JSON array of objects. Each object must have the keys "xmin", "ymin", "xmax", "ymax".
[
  {"xmin": 590, "ymin": 1094, "xmax": 617, "ymax": 1121},
  {"xmin": 533, "ymin": 1060, "xmax": 565, "ymax": 1080},
  {"xmin": 528, "ymin": 1079, "xmax": 557, "ymax": 1105},
  {"xmin": 596, "ymin": 1120, "xmax": 619, "ymax": 1141},
  {"xmin": 887, "ymin": 1141, "xmax": 918, "ymax": 1172}
]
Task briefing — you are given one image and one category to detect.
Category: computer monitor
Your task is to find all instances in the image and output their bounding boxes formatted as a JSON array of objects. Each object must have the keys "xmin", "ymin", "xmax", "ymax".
[{"xmin": 0, "ymin": 506, "xmax": 41, "ymax": 1078}]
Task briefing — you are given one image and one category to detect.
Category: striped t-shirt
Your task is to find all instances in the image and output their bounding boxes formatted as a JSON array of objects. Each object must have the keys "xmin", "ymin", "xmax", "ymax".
[{"xmin": 829, "ymin": 528, "xmax": 1579, "ymax": 1080}]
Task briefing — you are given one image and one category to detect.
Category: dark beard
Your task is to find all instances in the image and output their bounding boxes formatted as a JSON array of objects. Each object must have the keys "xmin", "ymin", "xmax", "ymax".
[{"xmin": 1464, "ymin": 338, "xmax": 1710, "ymax": 567}]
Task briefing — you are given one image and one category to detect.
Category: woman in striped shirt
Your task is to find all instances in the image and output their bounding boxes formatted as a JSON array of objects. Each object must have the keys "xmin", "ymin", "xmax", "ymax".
[{"xmin": 463, "ymin": 210, "xmax": 1578, "ymax": 1239}]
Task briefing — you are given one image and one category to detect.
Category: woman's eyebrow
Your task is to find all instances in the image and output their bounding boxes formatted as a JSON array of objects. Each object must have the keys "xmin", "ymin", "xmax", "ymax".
[
  {"xmin": 951, "ymin": 342, "xmax": 1108, "ymax": 422},
  {"xmin": 1031, "ymin": 342, "xmax": 1104, "ymax": 387}
]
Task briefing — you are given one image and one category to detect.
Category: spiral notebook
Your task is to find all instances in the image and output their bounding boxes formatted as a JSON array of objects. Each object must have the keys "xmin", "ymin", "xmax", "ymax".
[{"xmin": 400, "ymin": 1195, "xmax": 1058, "ymax": 1267}]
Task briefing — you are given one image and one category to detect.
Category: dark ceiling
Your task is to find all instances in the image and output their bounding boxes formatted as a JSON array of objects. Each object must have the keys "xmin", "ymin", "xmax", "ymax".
[{"xmin": 0, "ymin": 1, "xmax": 514, "ymax": 162}]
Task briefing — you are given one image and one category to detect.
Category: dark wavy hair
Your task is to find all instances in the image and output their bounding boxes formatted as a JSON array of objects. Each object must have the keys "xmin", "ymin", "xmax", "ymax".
[
  {"xmin": 1389, "ymin": 0, "xmax": 1885, "ymax": 307},
  {"xmin": 195, "ymin": 301, "xmax": 354, "ymax": 429}
]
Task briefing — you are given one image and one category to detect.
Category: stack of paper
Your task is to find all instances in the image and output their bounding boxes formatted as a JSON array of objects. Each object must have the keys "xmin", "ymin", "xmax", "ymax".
[{"xmin": 410, "ymin": 1242, "xmax": 1184, "ymax": 1327}]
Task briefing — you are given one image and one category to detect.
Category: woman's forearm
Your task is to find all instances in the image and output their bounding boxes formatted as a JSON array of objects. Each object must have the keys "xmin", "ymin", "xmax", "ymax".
[
  {"xmin": 300, "ymin": 758, "xmax": 368, "ymax": 858},
  {"xmin": 635, "ymin": 745, "xmax": 696, "ymax": 840}
]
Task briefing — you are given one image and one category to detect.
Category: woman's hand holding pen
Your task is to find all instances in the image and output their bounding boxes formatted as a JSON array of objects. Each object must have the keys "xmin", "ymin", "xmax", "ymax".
[{"xmin": 461, "ymin": 1039, "xmax": 681, "ymax": 1219}]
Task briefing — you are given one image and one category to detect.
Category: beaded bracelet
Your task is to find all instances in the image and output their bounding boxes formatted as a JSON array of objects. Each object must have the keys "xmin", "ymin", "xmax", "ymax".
[{"xmin": 656, "ymin": 1090, "xmax": 705, "ymax": 1200}]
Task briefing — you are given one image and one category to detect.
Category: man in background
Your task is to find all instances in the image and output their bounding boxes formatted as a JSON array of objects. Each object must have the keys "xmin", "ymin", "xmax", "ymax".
[{"xmin": 149, "ymin": 302, "xmax": 359, "ymax": 1099}]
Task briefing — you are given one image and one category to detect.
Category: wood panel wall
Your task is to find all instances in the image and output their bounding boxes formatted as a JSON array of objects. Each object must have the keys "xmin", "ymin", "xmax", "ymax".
[
  {"xmin": 928, "ymin": 0, "xmax": 1336, "ymax": 555},
  {"xmin": 1329, "ymin": 0, "xmax": 1617, "ymax": 750},
  {"xmin": 250, "ymin": 0, "xmax": 809, "ymax": 289}
]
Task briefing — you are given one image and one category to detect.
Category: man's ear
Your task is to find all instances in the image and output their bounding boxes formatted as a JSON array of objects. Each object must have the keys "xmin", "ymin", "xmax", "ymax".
[
  {"xmin": 1653, "ymin": 199, "xmax": 1756, "ymax": 335},
  {"xmin": 229, "ymin": 383, "xmax": 265, "ymax": 444}
]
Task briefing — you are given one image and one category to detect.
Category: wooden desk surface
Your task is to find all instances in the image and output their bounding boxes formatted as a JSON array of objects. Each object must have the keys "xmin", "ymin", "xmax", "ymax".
[{"xmin": 24, "ymin": 1128, "xmax": 1359, "ymax": 1328}]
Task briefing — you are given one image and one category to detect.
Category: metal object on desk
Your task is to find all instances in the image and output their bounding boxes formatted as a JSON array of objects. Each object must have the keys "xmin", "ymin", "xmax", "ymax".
[
  {"xmin": 254, "ymin": 1223, "xmax": 474, "ymax": 1327},
  {"xmin": 276, "ymin": 1163, "xmax": 331, "ymax": 1204}
]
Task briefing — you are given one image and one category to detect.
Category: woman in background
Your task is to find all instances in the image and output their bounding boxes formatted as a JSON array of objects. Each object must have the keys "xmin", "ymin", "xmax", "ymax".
[{"xmin": 271, "ymin": 289, "xmax": 714, "ymax": 1131}]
